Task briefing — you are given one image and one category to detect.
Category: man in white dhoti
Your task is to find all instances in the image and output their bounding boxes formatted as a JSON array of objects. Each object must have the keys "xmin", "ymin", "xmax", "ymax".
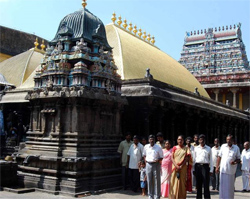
[
  {"xmin": 216, "ymin": 134, "xmax": 241, "ymax": 199},
  {"xmin": 241, "ymin": 141, "xmax": 250, "ymax": 192}
]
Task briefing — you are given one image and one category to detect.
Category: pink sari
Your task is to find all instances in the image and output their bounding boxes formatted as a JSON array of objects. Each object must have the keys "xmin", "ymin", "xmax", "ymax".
[{"xmin": 161, "ymin": 148, "xmax": 173, "ymax": 198}]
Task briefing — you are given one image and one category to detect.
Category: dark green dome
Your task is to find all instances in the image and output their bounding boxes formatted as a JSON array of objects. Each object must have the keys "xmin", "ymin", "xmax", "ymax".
[{"xmin": 51, "ymin": 8, "xmax": 111, "ymax": 50}]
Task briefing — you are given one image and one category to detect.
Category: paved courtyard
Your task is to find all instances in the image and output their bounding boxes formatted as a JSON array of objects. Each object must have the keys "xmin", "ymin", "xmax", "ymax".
[{"xmin": 0, "ymin": 170, "xmax": 250, "ymax": 199}]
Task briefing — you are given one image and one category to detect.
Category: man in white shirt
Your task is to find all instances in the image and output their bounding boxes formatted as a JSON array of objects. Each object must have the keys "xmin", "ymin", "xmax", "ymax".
[
  {"xmin": 216, "ymin": 134, "xmax": 241, "ymax": 199},
  {"xmin": 191, "ymin": 134, "xmax": 199, "ymax": 190},
  {"xmin": 143, "ymin": 134, "xmax": 163, "ymax": 199},
  {"xmin": 211, "ymin": 138, "xmax": 220, "ymax": 191},
  {"xmin": 127, "ymin": 135, "xmax": 144, "ymax": 192},
  {"xmin": 193, "ymin": 134, "xmax": 213, "ymax": 199},
  {"xmin": 117, "ymin": 132, "xmax": 133, "ymax": 190},
  {"xmin": 241, "ymin": 141, "xmax": 250, "ymax": 192}
]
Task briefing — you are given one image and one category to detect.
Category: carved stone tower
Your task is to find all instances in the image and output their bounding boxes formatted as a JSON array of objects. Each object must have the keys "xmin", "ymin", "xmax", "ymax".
[{"xmin": 15, "ymin": 4, "xmax": 127, "ymax": 196}]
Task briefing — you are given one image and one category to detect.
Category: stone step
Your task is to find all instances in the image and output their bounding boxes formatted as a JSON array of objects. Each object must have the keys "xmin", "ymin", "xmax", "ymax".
[{"xmin": 2, "ymin": 187, "xmax": 35, "ymax": 194}]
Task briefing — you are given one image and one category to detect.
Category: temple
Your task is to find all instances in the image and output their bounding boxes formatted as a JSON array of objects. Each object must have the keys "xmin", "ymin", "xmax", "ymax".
[
  {"xmin": 0, "ymin": 0, "xmax": 249, "ymax": 196},
  {"xmin": 10, "ymin": 3, "xmax": 126, "ymax": 195},
  {"xmin": 179, "ymin": 24, "xmax": 250, "ymax": 110}
]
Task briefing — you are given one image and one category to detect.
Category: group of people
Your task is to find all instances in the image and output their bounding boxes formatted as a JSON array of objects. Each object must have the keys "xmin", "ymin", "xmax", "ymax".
[{"xmin": 118, "ymin": 132, "xmax": 250, "ymax": 199}]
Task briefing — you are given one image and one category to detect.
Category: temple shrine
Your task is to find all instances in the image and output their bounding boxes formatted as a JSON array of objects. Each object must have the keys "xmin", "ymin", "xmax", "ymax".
[
  {"xmin": 179, "ymin": 24, "xmax": 250, "ymax": 110},
  {"xmin": 14, "ymin": 1, "xmax": 127, "ymax": 195}
]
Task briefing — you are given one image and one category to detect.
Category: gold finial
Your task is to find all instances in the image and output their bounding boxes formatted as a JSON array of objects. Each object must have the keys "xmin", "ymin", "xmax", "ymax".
[
  {"xmin": 133, "ymin": 25, "xmax": 138, "ymax": 35},
  {"xmin": 40, "ymin": 39, "xmax": 45, "ymax": 51},
  {"xmin": 128, "ymin": 22, "xmax": 133, "ymax": 32},
  {"xmin": 147, "ymin": 34, "xmax": 151, "ymax": 42},
  {"xmin": 117, "ymin": 16, "xmax": 122, "ymax": 26},
  {"xmin": 143, "ymin": 31, "xmax": 147, "ymax": 40},
  {"xmin": 138, "ymin": 28, "xmax": 142, "ymax": 38},
  {"xmin": 111, "ymin": 12, "xmax": 116, "ymax": 23},
  {"xmin": 82, "ymin": 0, "xmax": 87, "ymax": 8},
  {"xmin": 123, "ymin": 19, "xmax": 128, "ymax": 29},
  {"xmin": 151, "ymin": 36, "xmax": 155, "ymax": 45},
  {"xmin": 34, "ymin": 37, "xmax": 39, "ymax": 49}
]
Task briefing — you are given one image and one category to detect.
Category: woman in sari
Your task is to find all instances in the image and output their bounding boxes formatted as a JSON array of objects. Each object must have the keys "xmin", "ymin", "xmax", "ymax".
[
  {"xmin": 169, "ymin": 135, "xmax": 191, "ymax": 199},
  {"xmin": 185, "ymin": 137, "xmax": 194, "ymax": 193},
  {"xmin": 161, "ymin": 140, "xmax": 173, "ymax": 198}
]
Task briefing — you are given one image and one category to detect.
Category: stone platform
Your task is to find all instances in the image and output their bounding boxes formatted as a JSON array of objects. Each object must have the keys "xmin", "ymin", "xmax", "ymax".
[{"xmin": 1, "ymin": 168, "xmax": 249, "ymax": 199}]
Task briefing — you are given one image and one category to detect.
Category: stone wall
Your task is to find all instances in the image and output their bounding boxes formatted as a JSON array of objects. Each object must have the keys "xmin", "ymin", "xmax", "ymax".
[{"xmin": 15, "ymin": 88, "xmax": 127, "ymax": 196}]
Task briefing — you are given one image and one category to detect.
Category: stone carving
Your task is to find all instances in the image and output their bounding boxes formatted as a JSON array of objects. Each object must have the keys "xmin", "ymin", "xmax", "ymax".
[
  {"xmin": 74, "ymin": 38, "xmax": 90, "ymax": 55},
  {"xmin": 194, "ymin": 87, "xmax": 200, "ymax": 96},
  {"xmin": 45, "ymin": 45, "xmax": 54, "ymax": 56},
  {"xmin": 51, "ymin": 46, "xmax": 59, "ymax": 57},
  {"xmin": 99, "ymin": 46, "xmax": 104, "ymax": 60},
  {"xmin": 70, "ymin": 86, "xmax": 78, "ymax": 97},
  {"xmin": 46, "ymin": 79, "xmax": 53, "ymax": 90},
  {"xmin": 43, "ymin": 88, "xmax": 48, "ymax": 96},
  {"xmin": 145, "ymin": 68, "xmax": 153, "ymax": 79},
  {"xmin": 57, "ymin": 41, "xmax": 63, "ymax": 53}
]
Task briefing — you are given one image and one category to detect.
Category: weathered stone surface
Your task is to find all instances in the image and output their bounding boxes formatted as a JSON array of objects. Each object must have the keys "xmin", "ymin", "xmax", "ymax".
[{"xmin": 0, "ymin": 160, "xmax": 18, "ymax": 187}]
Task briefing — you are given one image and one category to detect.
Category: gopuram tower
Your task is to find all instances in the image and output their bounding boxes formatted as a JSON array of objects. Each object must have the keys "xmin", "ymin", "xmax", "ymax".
[
  {"xmin": 179, "ymin": 24, "xmax": 250, "ymax": 110},
  {"xmin": 15, "ymin": 1, "xmax": 126, "ymax": 195}
]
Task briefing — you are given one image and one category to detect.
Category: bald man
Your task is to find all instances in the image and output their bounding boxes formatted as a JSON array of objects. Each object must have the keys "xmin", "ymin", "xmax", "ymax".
[
  {"xmin": 241, "ymin": 141, "xmax": 250, "ymax": 192},
  {"xmin": 216, "ymin": 135, "xmax": 241, "ymax": 199}
]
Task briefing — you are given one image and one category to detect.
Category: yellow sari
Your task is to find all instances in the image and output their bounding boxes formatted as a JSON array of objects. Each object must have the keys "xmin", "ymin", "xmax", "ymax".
[{"xmin": 169, "ymin": 145, "xmax": 191, "ymax": 199}]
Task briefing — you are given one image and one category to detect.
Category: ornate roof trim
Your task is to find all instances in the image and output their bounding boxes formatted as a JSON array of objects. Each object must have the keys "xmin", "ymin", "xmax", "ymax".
[
  {"xmin": 112, "ymin": 24, "xmax": 125, "ymax": 79},
  {"xmin": 20, "ymin": 49, "xmax": 35, "ymax": 86},
  {"xmin": 185, "ymin": 23, "xmax": 241, "ymax": 43}
]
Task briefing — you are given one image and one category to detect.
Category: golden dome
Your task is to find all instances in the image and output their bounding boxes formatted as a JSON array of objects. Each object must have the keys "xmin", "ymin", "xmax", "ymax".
[
  {"xmin": 18, "ymin": 67, "xmax": 38, "ymax": 89},
  {"xmin": 0, "ymin": 48, "xmax": 43, "ymax": 88},
  {"xmin": 105, "ymin": 24, "xmax": 209, "ymax": 98}
]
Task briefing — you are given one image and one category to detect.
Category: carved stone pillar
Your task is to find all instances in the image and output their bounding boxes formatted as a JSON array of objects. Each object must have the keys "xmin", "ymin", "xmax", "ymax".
[
  {"xmin": 157, "ymin": 109, "xmax": 164, "ymax": 133},
  {"xmin": 142, "ymin": 108, "xmax": 151, "ymax": 137},
  {"xmin": 42, "ymin": 113, "xmax": 46, "ymax": 133},
  {"xmin": 213, "ymin": 89, "xmax": 220, "ymax": 102},
  {"xmin": 29, "ymin": 106, "xmax": 33, "ymax": 131},
  {"xmin": 56, "ymin": 105, "xmax": 61, "ymax": 133},
  {"xmin": 39, "ymin": 109, "xmax": 42, "ymax": 132},
  {"xmin": 68, "ymin": 104, "xmax": 73, "ymax": 133},
  {"xmin": 52, "ymin": 113, "xmax": 56, "ymax": 132},
  {"xmin": 217, "ymin": 125, "xmax": 220, "ymax": 140},
  {"xmin": 170, "ymin": 115, "xmax": 178, "ymax": 145},
  {"xmin": 75, "ymin": 104, "xmax": 81, "ymax": 133},
  {"xmin": 239, "ymin": 93, "xmax": 243, "ymax": 110},
  {"xmin": 230, "ymin": 88, "xmax": 239, "ymax": 108},
  {"xmin": 35, "ymin": 106, "xmax": 40, "ymax": 131},
  {"xmin": 222, "ymin": 93, "xmax": 226, "ymax": 104}
]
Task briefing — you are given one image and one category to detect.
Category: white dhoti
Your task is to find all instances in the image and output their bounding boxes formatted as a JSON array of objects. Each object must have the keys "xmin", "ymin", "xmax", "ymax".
[
  {"xmin": 242, "ymin": 170, "xmax": 250, "ymax": 191},
  {"xmin": 219, "ymin": 173, "xmax": 235, "ymax": 199}
]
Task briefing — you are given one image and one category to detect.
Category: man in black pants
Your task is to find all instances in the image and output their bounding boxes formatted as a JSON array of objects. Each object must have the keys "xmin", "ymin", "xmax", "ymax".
[{"xmin": 193, "ymin": 134, "xmax": 213, "ymax": 199}]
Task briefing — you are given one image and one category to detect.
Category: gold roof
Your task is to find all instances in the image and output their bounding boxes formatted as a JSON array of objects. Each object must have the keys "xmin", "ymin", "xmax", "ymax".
[
  {"xmin": 0, "ymin": 48, "xmax": 43, "ymax": 87},
  {"xmin": 1, "ymin": 24, "xmax": 209, "ymax": 98},
  {"xmin": 105, "ymin": 23, "xmax": 209, "ymax": 98},
  {"xmin": 18, "ymin": 67, "xmax": 38, "ymax": 89}
]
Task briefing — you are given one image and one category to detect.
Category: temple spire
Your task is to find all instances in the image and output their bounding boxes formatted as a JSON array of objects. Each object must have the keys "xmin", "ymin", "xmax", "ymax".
[
  {"xmin": 117, "ymin": 16, "xmax": 122, "ymax": 26},
  {"xmin": 109, "ymin": 12, "xmax": 156, "ymax": 46},
  {"xmin": 128, "ymin": 22, "xmax": 133, "ymax": 32},
  {"xmin": 123, "ymin": 19, "xmax": 128, "ymax": 29},
  {"xmin": 40, "ymin": 40, "xmax": 45, "ymax": 51},
  {"xmin": 138, "ymin": 28, "xmax": 142, "ymax": 38},
  {"xmin": 111, "ymin": 12, "xmax": 116, "ymax": 23},
  {"xmin": 34, "ymin": 37, "xmax": 39, "ymax": 49},
  {"xmin": 82, "ymin": 0, "xmax": 87, "ymax": 9}
]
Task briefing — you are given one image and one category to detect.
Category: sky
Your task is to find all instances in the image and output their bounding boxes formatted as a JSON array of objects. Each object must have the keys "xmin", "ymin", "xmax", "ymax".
[{"xmin": 0, "ymin": 0, "xmax": 249, "ymax": 61}]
